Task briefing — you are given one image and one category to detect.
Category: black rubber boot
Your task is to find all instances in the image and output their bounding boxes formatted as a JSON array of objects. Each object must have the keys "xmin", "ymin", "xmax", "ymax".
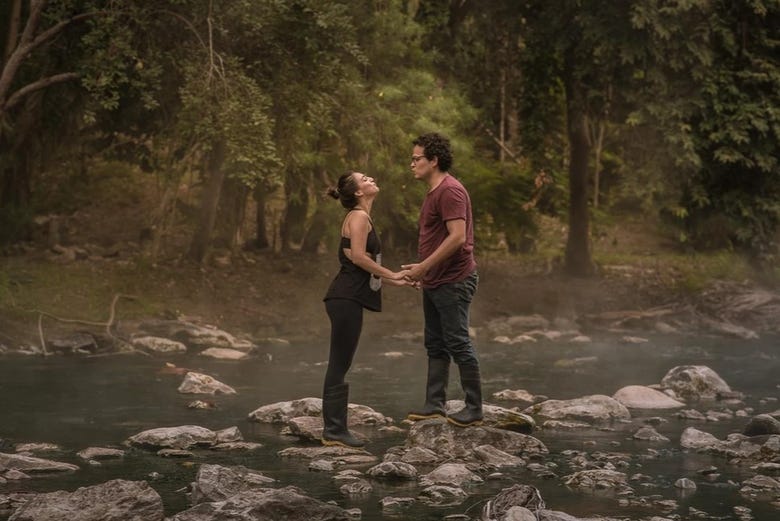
[
  {"xmin": 321, "ymin": 383, "xmax": 365, "ymax": 448},
  {"xmin": 407, "ymin": 357, "xmax": 450, "ymax": 421},
  {"xmin": 447, "ymin": 363, "xmax": 483, "ymax": 427}
]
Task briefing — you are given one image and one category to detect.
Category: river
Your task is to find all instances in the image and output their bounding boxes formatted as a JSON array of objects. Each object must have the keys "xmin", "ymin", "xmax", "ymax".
[{"xmin": 1, "ymin": 330, "xmax": 778, "ymax": 520}]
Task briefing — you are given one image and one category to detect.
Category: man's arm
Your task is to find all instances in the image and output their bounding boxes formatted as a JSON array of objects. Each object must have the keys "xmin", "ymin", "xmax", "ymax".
[{"xmin": 402, "ymin": 218, "xmax": 465, "ymax": 281}]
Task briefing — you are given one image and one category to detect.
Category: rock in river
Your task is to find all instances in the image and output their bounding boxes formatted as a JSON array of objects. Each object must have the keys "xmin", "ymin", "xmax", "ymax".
[
  {"xmin": 563, "ymin": 469, "xmax": 631, "ymax": 493},
  {"xmin": 277, "ymin": 445, "xmax": 378, "ymax": 466},
  {"xmin": 170, "ymin": 486, "xmax": 351, "ymax": 521},
  {"xmin": 76, "ymin": 447, "xmax": 124, "ymax": 461},
  {"xmin": 366, "ymin": 461, "xmax": 418, "ymax": 481},
  {"xmin": 8, "ymin": 479, "xmax": 163, "ymax": 521},
  {"xmin": 0, "ymin": 452, "xmax": 78, "ymax": 474},
  {"xmin": 131, "ymin": 336, "xmax": 187, "ymax": 354},
  {"xmin": 446, "ymin": 400, "xmax": 536, "ymax": 433},
  {"xmin": 199, "ymin": 347, "xmax": 248, "ymax": 360},
  {"xmin": 680, "ymin": 427, "xmax": 723, "ymax": 451},
  {"xmin": 248, "ymin": 397, "xmax": 391, "ymax": 426},
  {"xmin": 612, "ymin": 385, "xmax": 685, "ymax": 409},
  {"xmin": 178, "ymin": 372, "xmax": 237, "ymax": 395},
  {"xmin": 660, "ymin": 365, "xmax": 732, "ymax": 400},
  {"xmin": 481, "ymin": 484, "xmax": 545, "ymax": 520},
  {"xmin": 125, "ymin": 425, "xmax": 242, "ymax": 450},
  {"xmin": 403, "ymin": 419, "xmax": 547, "ymax": 463},
  {"xmin": 190, "ymin": 464, "xmax": 275, "ymax": 504},
  {"xmin": 419, "ymin": 463, "xmax": 483, "ymax": 488},
  {"xmin": 743, "ymin": 414, "xmax": 780, "ymax": 436},
  {"xmin": 524, "ymin": 395, "xmax": 630, "ymax": 424}
]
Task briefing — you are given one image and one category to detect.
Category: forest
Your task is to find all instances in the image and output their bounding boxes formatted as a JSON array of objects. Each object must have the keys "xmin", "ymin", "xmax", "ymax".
[{"xmin": 1, "ymin": 0, "xmax": 778, "ymax": 276}]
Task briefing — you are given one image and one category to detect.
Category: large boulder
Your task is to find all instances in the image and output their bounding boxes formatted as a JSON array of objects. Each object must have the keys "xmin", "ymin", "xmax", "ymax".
[
  {"xmin": 743, "ymin": 414, "xmax": 780, "ymax": 436},
  {"xmin": 445, "ymin": 401, "xmax": 536, "ymax": 433},
  {"xmin": 419, "ymin": 463, "xmax": 483, "ymax": 488},
  {"xmin": 660, "ymin": 365, "xmax": 731, "ymax": 400},
  {"xmin": 524, "ymin": 395, "xmax": 630, "ymax": 424},
  {"xmin": 612, "ymin": 385, "xmax": 685, "ymax": 409},
  {"xmin": 0, "ymin": 452, "xmax": 79, "ymax": 473},
  {"xmin": 169, "ymin": 486, "xmax": 350, "ymax": 521},
  {"xmin": 131, "ymin": 336, "xmax": 187, "ymax": 355},
  {"xmin": 8, "ymin": 479, "xmax": 163, "ymax": 521},
  {"xmin": 125, "ymin": 425, "xmax": 242, "ymax": 450},
  {"xmin": 178, "ymin": 372, "xmax": 237, "ymax": 395},
  {"xmin": 739, "ymin": 475, "xmax": 780, "ymax": 501},
  {"xmin": 404, "ymin": 419, "xmax": 547, "ymax": 463},
  {"xmin": 247, "ymin": 398, "xmax": 391, "ymax": 426},
  {"xmin": 190, "ymin": 464, "xmax": 275, "ymax": 504},
  {"xmin": 277, "ymin": 445, "xmax": 378, "ymax": 466}
]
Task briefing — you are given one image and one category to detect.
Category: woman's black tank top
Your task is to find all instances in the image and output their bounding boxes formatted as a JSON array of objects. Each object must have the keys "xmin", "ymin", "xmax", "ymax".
[{"xmin": 323, "ymin": 213, "xmax": 382, "ymax": 312}]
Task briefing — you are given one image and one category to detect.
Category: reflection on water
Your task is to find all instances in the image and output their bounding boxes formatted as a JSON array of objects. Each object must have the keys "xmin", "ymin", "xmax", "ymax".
[{"xmin": 0, "ymin": 331, "xmax": 778, "ymax": 519}]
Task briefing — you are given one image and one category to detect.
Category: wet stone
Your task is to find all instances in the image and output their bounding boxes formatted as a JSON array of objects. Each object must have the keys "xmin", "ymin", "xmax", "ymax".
[
  {"xmin": 366, "ymin": 461, "xmax": 417, "ymax": 481},
  {"xmin": 339, "ymin": 479, "xmax": 373, "ymax": 496},
  {"xmin": 309, "ymin": 459, "xmax": 336, "ymax": 472},
  {"xmin": 675, "ymin": 477, "xmax": 697, "ymax": 490},
  {"xmin": 633, "ymin": 426, "xmax": 670, "ymax": 442},
  {"xmin": 418, "ymin": 485, "xmax": 468, "ymax": 506}
]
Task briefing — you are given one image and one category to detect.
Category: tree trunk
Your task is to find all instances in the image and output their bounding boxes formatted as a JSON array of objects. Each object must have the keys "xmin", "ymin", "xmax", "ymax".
[
  {"xmin": 4, "ymin": 0, "xmax": 22, "ymax": 64},
  {"xmin": 280, "ymin": 175, "xmax": 309, "ymax": 251},
  {"xmin": 253, "ymin": 187, "xmax": 270, "ymax": 249},
  {"xmin": 592, "ymin": 122, "xmax": 605, "ymax": 208},
  {"xmin": 563, "ymin": 66, "xmax": 593, "ymax": 277},
  {"xmin": 215, "ymin": 176, "xmax": 248, "ymax": 251},
  {"xmin": 188, "ymin": 140, "xmax": 226, "ymax": 263}
]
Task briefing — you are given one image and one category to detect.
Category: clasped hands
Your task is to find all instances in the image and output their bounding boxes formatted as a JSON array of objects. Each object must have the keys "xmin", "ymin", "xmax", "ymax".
[{"xmin": 386, "ymin": 262, "xmax": 427, "ymax": 289}]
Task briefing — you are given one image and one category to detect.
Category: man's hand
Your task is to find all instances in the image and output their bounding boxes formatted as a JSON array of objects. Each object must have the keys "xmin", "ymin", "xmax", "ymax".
[{"xmin": 401, "ymin": 262, "xmax": 428, "ymax": 282}]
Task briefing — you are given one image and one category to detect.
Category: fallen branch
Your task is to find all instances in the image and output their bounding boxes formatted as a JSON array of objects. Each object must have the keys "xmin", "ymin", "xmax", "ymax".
[{"xmin": 24, "ymin": 293, "xmax": 142, "ymax": 356}]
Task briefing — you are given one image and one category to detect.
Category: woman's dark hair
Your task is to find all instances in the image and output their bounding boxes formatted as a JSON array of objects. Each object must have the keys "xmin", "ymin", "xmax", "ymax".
[
  {"xmin": 327, "ymin": 171, "xmax": 360, "ymax": 209},
  {"xmin": 412, "ymin": 132, "xmax": 453, "ymax": 172}
]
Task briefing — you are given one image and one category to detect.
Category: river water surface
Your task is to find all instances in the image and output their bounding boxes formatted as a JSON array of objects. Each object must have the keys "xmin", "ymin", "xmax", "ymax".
[{"xmin": 1, "ymin": 331, "xmax": 778, "ymax": 520}]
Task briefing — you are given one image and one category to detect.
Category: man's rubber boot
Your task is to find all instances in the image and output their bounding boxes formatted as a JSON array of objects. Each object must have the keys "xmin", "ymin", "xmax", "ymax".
[
  {"xmin": 447, "ymin": 363, "xmax": 483, "ymax": 427},
  {"xmin": 407, "ymin": 357, "xmax": 450, "ymax": 421},
  {"xmin": 321, "ymin": 383, "xmax": 365, "ymax": 447}
]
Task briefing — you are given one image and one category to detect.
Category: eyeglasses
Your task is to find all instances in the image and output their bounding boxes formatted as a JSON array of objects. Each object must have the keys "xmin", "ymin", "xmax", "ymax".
[{"xmin": 411, "ymin": 155, "xmax": 426, "ymax": 163}]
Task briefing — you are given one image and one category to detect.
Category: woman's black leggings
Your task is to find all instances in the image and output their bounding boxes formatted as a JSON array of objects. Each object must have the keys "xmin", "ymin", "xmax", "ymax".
[{"xmin": 324, "ymin": 298, "xmax": 364, "ymax": 391}]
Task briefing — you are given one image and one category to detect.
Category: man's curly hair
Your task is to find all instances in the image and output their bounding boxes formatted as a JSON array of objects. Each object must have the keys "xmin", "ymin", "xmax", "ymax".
[{"xmin": 413, "ymin": 132, "xmax": 453, "ymax": 172}]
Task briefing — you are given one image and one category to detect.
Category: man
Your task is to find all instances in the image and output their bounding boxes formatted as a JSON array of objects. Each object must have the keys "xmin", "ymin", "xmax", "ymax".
[{"xmin": 403, "ymin": 132, "xmax": 483, "ymax": 427}]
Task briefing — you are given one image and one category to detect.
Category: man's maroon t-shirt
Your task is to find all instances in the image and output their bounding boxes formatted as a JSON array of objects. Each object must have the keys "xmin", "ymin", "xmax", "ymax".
[{"xmin": 418, "ymin": 174, "xmax": 476, "ymax": 289}]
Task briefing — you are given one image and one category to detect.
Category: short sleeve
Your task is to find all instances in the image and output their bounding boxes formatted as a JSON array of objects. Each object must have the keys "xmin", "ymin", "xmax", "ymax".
[{"xmin": 439, "ymin": 186, "xmax": 468, "ymax": 222}]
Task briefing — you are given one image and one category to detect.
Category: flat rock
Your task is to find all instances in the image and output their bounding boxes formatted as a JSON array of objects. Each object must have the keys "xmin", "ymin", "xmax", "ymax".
[
  {"xmin": 404, "ymin": 420, "xmax": 547, "ymax": 463},
  {"xmin": 8, "ymin": 479, "xmax": 163, "ymax": 521},
  {"xmin": 138, "ymin": 320, "xmax": 253, "ymax": 350},
  {"xmin": 492, "ymin": 389, "xmax": 536, "ymax": 404},
  {"xmin": 199, "ymin": 347, "xmax": 248, "ymax": 360},
  {"xmin": 542, "ymin": 420, "xmax": 592, "ymax": 430},
  {"xmin": 277, "ymin": 445, "xmax": 378, "ymax": 465},
  {"xmin": 0, "ymin": 452, "xmax": 79, "ymax": 473},
  {"xmin": 524, "ymin": 395, "xmax": 630, "ymax": 424},
  {"xmin": 473, "ymin": 444, "xmax": 525, "ymax": 468},
  {"xmin": 744, "ymin": 414, "xmax": 780, "ymax": 436},
  {"xmin": 157, "ymin": 448, "xmax": 193, "ymax": 458},
  {"xmin": 190, "ymin": 464, "xmax": 275, "ymax": 504},
  {"xmin": 446, "ymin": 400, "xmax": 535, "ymax": 433},
  {"xmin": 131, "ymin": 336, "xmax": 187, "ymax": 354},
  {"xmin": 14, "ymin": 443, "xmax": 61, "ymax": 453},
  {"xmin": 170, "ymin": 486, "xmax": 351, "ymax": 521},
  {"xmin": 77, "ymin": 447, "xmax": 124, "ymax": 461},
  {"xmin": 398, "ymin": 447, "xmax": 438, "ymax": 465},
  {"xmin": 309, "ymin": 460, "xmax": 336, "ymax": 472},
  {"xmin": 210, "ymin": 442, "xmax": 263, "ymax": 452},
  {"xmin": 126, "ymin": 425, "xmax": 236, "ymax": 450},
  {"xmin": 248, "ymin": 397, "xmax": 391, "ymax": 426},
  {"xmin": 739, "ymin": 475, "xmax": 780, "ymax": 500},
  {"xmin": 419, "ymin": 463, "xmax": 482, "ymax": 488},
  {"xmin": 366, "ymin": 461, "xmax": 417, "ymax": 480},
  {"xmin": 613, "ymin": 385, "xmax": 685, "ymax": 409},
  {"xmin": 563, "ymin": 469, "xmax": 630, "ymax": 492},
  {"xmin": 660, "ymin": 365, "xmax": 732, "ymax": 400},
  {"xmin": 178, "ymin": 372, "xmax": 237, "ymax": 395}
]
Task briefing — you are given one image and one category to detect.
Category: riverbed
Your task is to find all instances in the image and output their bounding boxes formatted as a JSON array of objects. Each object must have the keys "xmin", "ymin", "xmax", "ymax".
[{"xmin": 1, "ymin": 330, "xmax": 778, "ymax": 520}]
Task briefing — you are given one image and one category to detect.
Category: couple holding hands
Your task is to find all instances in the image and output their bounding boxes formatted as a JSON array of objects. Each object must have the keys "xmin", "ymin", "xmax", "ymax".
[{"xmin": 321, "ymin": 132, "xmax": 483, "ymax": 448}]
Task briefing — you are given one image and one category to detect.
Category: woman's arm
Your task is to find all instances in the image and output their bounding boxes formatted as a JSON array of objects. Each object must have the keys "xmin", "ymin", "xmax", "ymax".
[{"xmin": 344, "ymin": 211, "xmax": 405, "ymax": 280}]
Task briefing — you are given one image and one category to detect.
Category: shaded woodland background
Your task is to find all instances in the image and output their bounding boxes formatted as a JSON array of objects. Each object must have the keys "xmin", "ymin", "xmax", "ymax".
[{"xmin": 1, "ymin": 0, "xmax": 779, "ymax": 277}]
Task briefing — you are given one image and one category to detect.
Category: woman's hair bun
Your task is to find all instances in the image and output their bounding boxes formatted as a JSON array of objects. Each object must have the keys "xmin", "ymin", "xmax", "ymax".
[{"xmin": 326, "ymin": 186, "xmax": 340, "ymax": 200}]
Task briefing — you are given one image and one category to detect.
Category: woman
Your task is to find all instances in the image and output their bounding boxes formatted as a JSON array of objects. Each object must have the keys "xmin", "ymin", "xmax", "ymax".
[{"xmin": 322, "ymin": 171, "xmax": 410, "ymax": 447}]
